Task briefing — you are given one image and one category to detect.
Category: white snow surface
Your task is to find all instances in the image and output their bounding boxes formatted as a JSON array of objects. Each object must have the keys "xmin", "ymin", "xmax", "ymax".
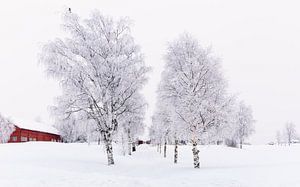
[
  {"xmin": 11, "ymin": 118, "xmax": 59, "ymax": 134},
  {"xmin": 1, "ymin": 142, "xmax": 300, "ymax": 187}
]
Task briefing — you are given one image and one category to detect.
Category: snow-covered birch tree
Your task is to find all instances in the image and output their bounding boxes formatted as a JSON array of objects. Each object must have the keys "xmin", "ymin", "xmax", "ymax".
[
  {"xmin": 152, "ymin": 103, "xmax": 173, "ymax": 158},
  {"xmin": 52, "ymin": 111, "xmax": 97, "ymax": 143},
  {"xmin": 0, "ymin": 113, "xmax": 15, "ymax": 143},
  {"xmin": 168, "ymin": 108, "xmax": 186, "ymax": 164},
  {"xmin": 203, "ymin": 95, "xmax": 236, "ymax": 145},
  {"xmin": 276, "ymin": 130, "xmax": 282, "ymax": 145},
  {"xmin": 284, "ymin": 122, "xmax": 298, "ymax": 146},
  {"xmin": 152, "ymin": 84, "xmax": 187, "ymax": 163},
  {"xmin": 40, "ymin": 10, "xmax": 149, "ymax": 165},
  {"xmin": 158, "ymin": 33, "xmax": 228, "ymax": 168},
  {"xmin": 233, "ymin": 101, "xmax": 255, "ymax": 149},
  {"xmin": 118, "ymin": 93, "xmax": 146, "ymax": 155},
  {"xmin": 149, "ymin": 116, "xmax": 164, "ymax": 153}
]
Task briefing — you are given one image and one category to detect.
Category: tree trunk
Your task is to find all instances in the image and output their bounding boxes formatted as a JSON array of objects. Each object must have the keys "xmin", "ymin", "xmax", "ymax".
[
  {"xmin": 174, "ymin": 140, "xmax": 178, "ymax": 164},
  {"xmin": 239, "ymin": 140, "xmax": 243, "ymax": 149},
  {"xmin": 159, "ymin": 143, "xmax": 162, "ymax": 154},
  {"xmin": 128, "ymin": 130, "xmax": 132, "ymax": 155},
  {"xmin": 104, "ymin": 132, "xmax": 114, "ymax": 165},
  {"xmin": 157, "ymin": 144, "xmax": 159, "ymax": 152},
  {"xmin": 164, "ymin": 141, "xmax": 167, "ymax": 158},
  {"xmin": 192, "ymin": 141, "xmax": 200, "ymax": 168},
  {"xmin": 121, "ymin": 133, "xmax": 126, "ymax": 156},
  {"xmin": 132, "ymin": 141, "xmax": 136, "ymax": 152},
  {"xmin": 87, "ymin": 136, "xmax": 91, "ymax": 145},
  {"xmin": 128, "ymin": 142, "xmax": 132, "ymax": 155}
]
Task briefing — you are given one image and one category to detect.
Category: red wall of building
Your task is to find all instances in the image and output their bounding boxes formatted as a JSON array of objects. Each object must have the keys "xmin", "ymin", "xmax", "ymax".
[{"xmin": 8, "ymin": 126, "xmax": 60, "ymax": 143}]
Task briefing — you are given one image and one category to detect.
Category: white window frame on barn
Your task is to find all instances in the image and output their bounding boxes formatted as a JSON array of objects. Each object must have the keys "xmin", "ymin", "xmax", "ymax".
[
  {"xmin": 12, "ymin": 136, "xmax": 17, "ymax": 142},
  {"xmin": 21, "ymin": 136, "xmax": 28, "ymax": 142}
]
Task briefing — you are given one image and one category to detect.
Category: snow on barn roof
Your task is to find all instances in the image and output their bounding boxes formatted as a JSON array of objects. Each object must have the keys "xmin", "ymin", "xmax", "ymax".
[{"xmin": 11, "ymin": 118, "xmax": 59, "ymax": 135}]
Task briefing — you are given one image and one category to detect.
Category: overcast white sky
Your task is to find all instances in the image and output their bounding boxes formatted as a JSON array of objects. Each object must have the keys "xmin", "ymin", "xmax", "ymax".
[{"xmin": 1, "ymin": 0, "xmax": 300, "ymax": 144}]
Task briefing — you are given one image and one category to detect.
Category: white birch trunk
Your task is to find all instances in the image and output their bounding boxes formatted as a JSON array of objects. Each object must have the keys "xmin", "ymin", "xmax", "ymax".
[
  {"xmin": 174, "ymin": 139, "xmax": 178, "ymax": 164},
  {"xmin": 163, "ymin": 141, "xmax": 167, "ymax": 158},
  {"xmin": 128, "ymin": 130, "xmax": 132, "ymax": 155},
  {"xmin": 121, "ymin": 133, "xmax": 126, "ymax": 156},
  {"xmin": 192, "ymin": 140, "xmax": 200, "ymax": 168},
  {"xmin": 159, "ymin": 143, "xmax": 162, "ymax": 154},
  {"xmin": 239, "ymin": 139, "xmax": 243, "ymax": 149},
  {"xmin": 132, "ymin": 141, "xmax": 136, "ymax": 152},
  {"xmin": 104, "ymin": 132, "xmax": 114, "ymax": 165}
]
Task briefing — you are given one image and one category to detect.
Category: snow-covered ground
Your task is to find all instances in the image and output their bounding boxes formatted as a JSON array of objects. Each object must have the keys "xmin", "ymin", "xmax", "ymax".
[{"xmin": 1, "ymin": 142, "xmax": 300, "ymax": 187}]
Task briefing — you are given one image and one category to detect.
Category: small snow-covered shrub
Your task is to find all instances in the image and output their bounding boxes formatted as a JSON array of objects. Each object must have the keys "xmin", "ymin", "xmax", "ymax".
[{"xmin": 0, "ymin": 114, "xmax": 15, "ymax": 143}]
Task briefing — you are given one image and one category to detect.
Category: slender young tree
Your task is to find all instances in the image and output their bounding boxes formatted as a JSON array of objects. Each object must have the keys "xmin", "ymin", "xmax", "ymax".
[
  {"xmin": 276, "ymin": 130, "xmax": 282, "ymax": 145},
  {"xmin": 119, "ymin": 93, "xmax": 146, "ymax": 155},
  {"xmin": 203, "ymin": 94, "xmax": 236, "ymax": 145},
  {"xmin": 233, "ymin": 101, "xmax": 255, "ymax": 149},
  {"xmin": 284, "ymin": 122, "xmax": 297, "ymax": 146},
  {"xmin": 149, "ymin": 117, "xmax": 164, "ymax": 153},
  {"xmin": 40, "ymin": 10, "xmax": 149, "ymax": 165},
  {"xmin": 152, "ymin": 103, "xmax": 172, "ymax": 158},
  {"xmin": 158, "ymin": 34, "xmax": 228, "ymax": 168},
  {"xmin": 152, "ymin": 97, "xmax": 186, "ymax": 163},
  {"xmin": 171, "ymin": 113, "xmax": 186, "ymax": 164},
  {"xmin": 0, "ymin": 113, "xmax": 15, "ymax": 143}
]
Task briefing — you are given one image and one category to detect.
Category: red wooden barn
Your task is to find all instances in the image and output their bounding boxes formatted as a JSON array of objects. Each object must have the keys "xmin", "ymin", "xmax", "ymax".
[{"xmin": 8, "ymin": 119, "xmax": 60, "ymax": 143}]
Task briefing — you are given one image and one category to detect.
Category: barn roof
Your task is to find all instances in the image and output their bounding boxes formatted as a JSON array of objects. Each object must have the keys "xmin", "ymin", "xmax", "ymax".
[{"xmin": 12, "ymin": 118, "xmax": 59, "ymax": 135}]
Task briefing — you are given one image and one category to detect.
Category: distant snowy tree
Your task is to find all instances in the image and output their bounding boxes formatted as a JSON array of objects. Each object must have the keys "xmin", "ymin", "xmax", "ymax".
[
  {"xmin": 206, "ymin": 95, "xmax": 236, "ymax": 145},
  {"xmin": 52, "ymin": 110, "xmax": 97, "ymax": 143},
  {"xmin": 0, "ymin": 114, "xmax": 15, "ymax": 143},
  {"xmin": 152, "ymin": 84, "xmax": 188, "ymax": 163},
  {"xmin": 40, "ymin": 10, "xmax": 149, "ymax": 165},
  {"xmin": 232, "ymin": 101, "xmax": 255, "ymax": 149},
  {"xmin": 284, "ymin": 122, "xmax": 298, "ymax": 146},
  {"xmin": 118, "ymin": 93, "xmax": 146, "ymax": 155},
  {"xmin": 157, "ymin": 33, "xmax": 229, "ymax": 168},
  {"xmin": 56, "ymin": 116, "xmax": 78, "ymax": 143},
  {"xmin": 276, "ymin": 130, "xmax": 282, "ymax": 145},
  {"xmin": 152, "ymin": 103, "xmax": 172, "ymax": 158},
  {"xmin": 168, "ymin": 108, "xmax": 186, "ymax": 164},
  {"xmin": 149, "ymin": 116, "xmax": 164, "ymax": 153}
]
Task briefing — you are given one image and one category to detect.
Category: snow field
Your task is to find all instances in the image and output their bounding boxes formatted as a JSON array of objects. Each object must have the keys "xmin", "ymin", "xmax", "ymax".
[{"xmin": 1, "ymin": 142, "xmax": 300, "ymax": 187}]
